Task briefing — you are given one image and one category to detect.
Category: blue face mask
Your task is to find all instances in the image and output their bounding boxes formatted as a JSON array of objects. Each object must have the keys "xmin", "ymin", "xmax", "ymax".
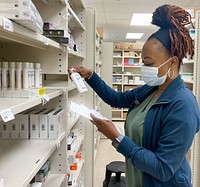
[{"xmin": 141, "ymin": 58, "xmax": 171, "ymax": 86}]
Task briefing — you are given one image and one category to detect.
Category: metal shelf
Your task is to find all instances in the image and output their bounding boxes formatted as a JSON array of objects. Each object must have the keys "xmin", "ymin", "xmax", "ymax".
[
  {"xmin": 0, "ymin": 89, "xmax": 63, "ymax": 121},
  {"xmin": 43, "ymin": 174, "xmax": 65, "ymax": 187},
  {"xmin": 68, "ymin": 48, "xmax": 85, "ymax": 59},
  {"xmin": 68, "ymin": 135, "xmax": 84, "ymax": 156},
  {"xmin": 0, "ymin": 132, "xmax": 65, "ymax": 187},
  {"xmin": 68, "ymin": 115, "xmax": 81, "ymax": 130},
  {"xmin": 0, "ymin": 16, "xmax": 65, "ymax": 51},
  {"xmin": 69, "ymin": 160, "xmax": 84, "ymax": 187},
  {"xmin": 68, "ymin": 5, "xmax": 85, "ymax": 32}
]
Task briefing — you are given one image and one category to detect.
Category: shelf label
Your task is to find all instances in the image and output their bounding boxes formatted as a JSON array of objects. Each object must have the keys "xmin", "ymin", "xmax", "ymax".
[
  {"xmin": 2, "ymin": 17, "xmax": 13, "ymax": 32},
  {"xmin": 0, "ymin": 108, "xmax": 15, "ymax": 122},
  {"xmin": 41, "ymin": 94, "xmax": 50, "ymax": 105},
  {"xmin": 44, "ymin": 37, "xmax": 49, "ymax": 45}
]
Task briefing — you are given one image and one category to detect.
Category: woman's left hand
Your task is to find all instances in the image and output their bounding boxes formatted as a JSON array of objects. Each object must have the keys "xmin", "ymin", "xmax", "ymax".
[{"xmin": 90, "ymin": 114, "xmax": 120, "ymax": 141}]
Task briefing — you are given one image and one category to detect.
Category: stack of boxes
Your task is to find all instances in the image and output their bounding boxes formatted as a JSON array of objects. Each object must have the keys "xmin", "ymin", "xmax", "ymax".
[
  {"xmin": 0, "ymin": 0, "xmax": 43, "ymax": 34},
  {"xmin": 0, "ymin": 108, "xmax": 64, "ymax": 140}
]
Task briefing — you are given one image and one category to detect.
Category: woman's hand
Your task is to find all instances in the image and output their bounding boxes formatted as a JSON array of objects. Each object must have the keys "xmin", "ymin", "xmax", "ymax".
[
  {"xmin": 68, "ymin": 65, "xmax": 93, "ymax": 80},
  {"xmin": 90, "ymin": 114, "xmax": 120, "ymax": 141}
]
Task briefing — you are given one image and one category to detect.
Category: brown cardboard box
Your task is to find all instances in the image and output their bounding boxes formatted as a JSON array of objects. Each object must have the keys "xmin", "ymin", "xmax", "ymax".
[
  {"xmin": 97, "ymin": 27, "xmax": 103, "ymax": 39},
  {"xmin": 124, "ymin": 51, "xmax": 130, "ymax": 56}
]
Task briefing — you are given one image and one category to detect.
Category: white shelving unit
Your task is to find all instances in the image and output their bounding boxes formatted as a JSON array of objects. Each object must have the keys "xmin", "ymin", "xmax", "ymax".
[
  {"xmin": 112, "ymin": 43, "xmax": 144, "ymax": 121},
  {"xmin": 0, "ymin": 0, "xmax": 98, "ymax": 187}
]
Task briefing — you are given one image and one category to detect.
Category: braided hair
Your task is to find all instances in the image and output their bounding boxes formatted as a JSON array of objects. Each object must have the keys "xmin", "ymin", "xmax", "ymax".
[{"xmin": 149, "ymin": 4, "xmax": 194, "ymax": 66}]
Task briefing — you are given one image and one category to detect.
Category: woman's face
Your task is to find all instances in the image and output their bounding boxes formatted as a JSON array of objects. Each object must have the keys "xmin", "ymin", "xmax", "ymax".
[{"xmin": 142, "ymin": 38, "xmax": 172, "ymax": 77}]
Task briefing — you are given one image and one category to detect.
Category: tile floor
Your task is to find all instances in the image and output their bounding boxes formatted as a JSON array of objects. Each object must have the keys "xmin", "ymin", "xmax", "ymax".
[{"xmin": 94, "ymin": 122, "xmax": 125, "ymax": 187}]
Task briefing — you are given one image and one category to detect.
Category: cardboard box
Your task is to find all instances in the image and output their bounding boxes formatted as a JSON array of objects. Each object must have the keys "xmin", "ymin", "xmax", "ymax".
[
  {"xmin": 30, "ymin": 109, "xmax": 46, "ymax": 139},
  {"xmin": 19, "ymin": 109, "xmax": 35, "ymax": 139},
  {"xmin": 10, "ymin": 115, "xmax": 20, "ymax": 139},
  {"xmin": 0, "ymin": 0, "xmax": 31, "ymax": 8},
  {"xmin": 39, "ymin": 109, "xmax": 54, "ymax": 139},
  {"xmin": 48, "ymin": 109, "xmax": 64, "ymax": 139},
  {"xmin": 2, "ymin": 122, "xmax": 10, "ymax": 139},
  {"xmin": 97, "ymin": 27, "xmax": 103, "ymax": 39}
]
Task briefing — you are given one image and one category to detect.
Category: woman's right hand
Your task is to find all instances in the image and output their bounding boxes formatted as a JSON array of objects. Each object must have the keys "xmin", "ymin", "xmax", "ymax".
[{"xmin": 68, "ymin": 65, "xmax": 93, "ymax": 80}]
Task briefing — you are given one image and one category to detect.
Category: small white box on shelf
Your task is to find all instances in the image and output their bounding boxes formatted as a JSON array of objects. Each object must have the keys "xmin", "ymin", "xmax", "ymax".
[
  {"xmin": 3, "ymin": 90, "xmax": 13, "ymax": 98},
  {"xmin": 30, "ymin": 109, "xmax": 46, "ymax": 139},
  {"xmin": 20, "ymin": 89, "xmax": 40, "ymax": 98},
  {"xmin": 0, "ymin": 0, "xmax": 31, "ymax": 8},
  {"xmin": 1, "ymin": 123, "xmax": 10, "ymax": 139},
  {"xmin": 48, "ymin": 108, "xmax": 64, "ymax": 139},
  {"xmin": 19, "ymin": 109, "xmax": 34, "ymax": 139},
  {"xmin": 9, "ymin": 115, "xmax": 20, "ymax": 139},
  {"xmin": 39, "ymin": 109, "xmax": 54, "ymax": 139}
]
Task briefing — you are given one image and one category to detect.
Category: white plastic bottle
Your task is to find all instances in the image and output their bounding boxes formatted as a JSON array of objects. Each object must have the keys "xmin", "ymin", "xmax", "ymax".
[
  {"xmin": 2, "ymin": 62, "xmax": 9, "ymax": 89},
  {"xmin": 16, "ymin": 62, "xmax": 23, "ymax": 89},
  {"xmin": 22, "ymin": 62, "xmax": 30, "ymax": 89},
  {"xmin": 70, "ymin": 69, "xmax": 88, "ymax": 93},
  {"xmin": 29, "ymin": 63, "xmax": 35, "ymax": 88},
  {"xmin": 9, "ymin": 62, "xmax": 16, "ymax": 89},
  {"xmin": 34, "ymin": 63, "xmax": 42, "ymax": 88}
]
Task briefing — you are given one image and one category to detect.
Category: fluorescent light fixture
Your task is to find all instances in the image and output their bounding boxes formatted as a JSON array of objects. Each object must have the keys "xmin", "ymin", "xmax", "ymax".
[
  {"xmin": 126, "ymin": 33, "xmax": 144, "ymax": 39},
  {"xmin": 130, "ymin": 13, "xmax": 152, "ymax": 26}
]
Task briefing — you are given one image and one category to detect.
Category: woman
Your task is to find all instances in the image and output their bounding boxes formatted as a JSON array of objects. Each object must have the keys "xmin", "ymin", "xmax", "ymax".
[{"xmin": 69, "ymin": 4, "xmax": 200, "ymax": 187}]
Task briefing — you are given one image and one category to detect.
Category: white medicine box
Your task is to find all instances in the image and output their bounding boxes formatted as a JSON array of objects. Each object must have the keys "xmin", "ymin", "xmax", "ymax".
[
  {"xmin": 0, "ymin": 0, "xmax": 32, "ymax": 8},
  {"xmin": 19, "ymin": 109, "xmax": 35, "ymax": 139},
  {"xmin": 1, "ymin": 122, "xmax": 10, "ymax": 139},
  {"xmin": 48, "ymin": 109, "xmax": 64, "ymax": 139},
  {"xmin": 39, "ymin": 109, "xmax": 54, "ymax": 139},
  {"xmin": 30, "ymin": 109, "xmax": 46, "ymax": 139},
  {"xmin": 10, "ymin": 115, "xmax": 20, "ymax": 139}
]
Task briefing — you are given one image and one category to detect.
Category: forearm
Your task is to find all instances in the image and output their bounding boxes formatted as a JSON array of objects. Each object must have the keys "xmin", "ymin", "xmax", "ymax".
[{"xmin": 86, "ymin": 72, "xmax": 133, "ymax": 108}]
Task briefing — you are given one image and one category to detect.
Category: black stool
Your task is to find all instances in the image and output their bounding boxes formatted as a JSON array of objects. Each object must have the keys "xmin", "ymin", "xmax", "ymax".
[{"xmin": 103, "ymin": 161, "xmax": 126, "ymax": 187}]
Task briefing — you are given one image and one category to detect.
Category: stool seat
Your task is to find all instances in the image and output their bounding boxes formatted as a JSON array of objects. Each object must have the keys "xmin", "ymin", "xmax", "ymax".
[{"xmin": 103, "ymin": 161, "xmax": 126, "ymax": 187}]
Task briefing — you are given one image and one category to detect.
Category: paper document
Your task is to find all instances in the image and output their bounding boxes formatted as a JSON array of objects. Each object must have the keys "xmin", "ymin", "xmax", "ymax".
[
  {"xmin": 70, "ymin": 101, "xmax": 124, "ymax": 135},
  {"xmin": 70, "ymin": 101, "xmax": 108, "ymax": 120}
]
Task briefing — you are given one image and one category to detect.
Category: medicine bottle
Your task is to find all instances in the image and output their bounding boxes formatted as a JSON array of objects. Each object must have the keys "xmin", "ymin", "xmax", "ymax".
[
  {"xmin": 9, "ymin": 62, "xmax": 16, "ymax": 89},
  {"xmin": 16, "ymin": 62, "xmax": 23, "ymax": 89},
  {"xmin": 23, "ymin": 62, "xmax": 30, "ymax": 89},
  {"xmin": 35, "ymin": 63, "xmax": 42, "ymax": 88},
  {"xmin": 2, "ymin": 62, "xmax": 9, "ymax": 89},
  {"xmin": 29, "ymin": 63, "xmax": 35, "ymax": 88},
  {"xmin": 70, "ymin": 69, "xmax": 88, "ymax": 93}
]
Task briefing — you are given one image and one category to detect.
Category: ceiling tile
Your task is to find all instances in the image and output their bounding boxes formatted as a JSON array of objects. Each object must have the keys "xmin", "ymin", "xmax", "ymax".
[{"xmin": 105, "ymin": 12, "xmax": 132, "ymax": 19}]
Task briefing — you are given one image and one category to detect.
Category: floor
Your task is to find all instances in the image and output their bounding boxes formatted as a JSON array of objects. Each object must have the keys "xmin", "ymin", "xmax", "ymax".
[{"xmin": 94, "ymin": 122, "xmax": 125, "ymax": 187}]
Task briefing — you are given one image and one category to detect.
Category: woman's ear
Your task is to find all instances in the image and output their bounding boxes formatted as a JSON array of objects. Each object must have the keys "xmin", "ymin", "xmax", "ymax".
[{"xmin": 170, "ymin": 56, "xmax": 179, "ymax": 67}]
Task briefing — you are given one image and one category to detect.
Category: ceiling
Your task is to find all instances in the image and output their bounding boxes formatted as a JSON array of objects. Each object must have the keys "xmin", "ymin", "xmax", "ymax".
[{"xmin": 82, "ymin": 0, "xmax": 199, "ymax": 43}]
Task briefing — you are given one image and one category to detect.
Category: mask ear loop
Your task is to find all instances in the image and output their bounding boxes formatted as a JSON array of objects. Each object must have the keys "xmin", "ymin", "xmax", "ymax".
[{"xmin": 168, "ymin": 67, "xmax": 174, "ymax": 79}]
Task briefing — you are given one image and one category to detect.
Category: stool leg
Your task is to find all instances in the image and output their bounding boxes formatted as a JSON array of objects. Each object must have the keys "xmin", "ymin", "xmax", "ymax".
[
  {"xmin": 103, "ymin": 169, "xmax": 112, "ymax": 187},
  {"xmin": 116, "ymin": 173, "xmax": 121, "ymax": 182}
]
